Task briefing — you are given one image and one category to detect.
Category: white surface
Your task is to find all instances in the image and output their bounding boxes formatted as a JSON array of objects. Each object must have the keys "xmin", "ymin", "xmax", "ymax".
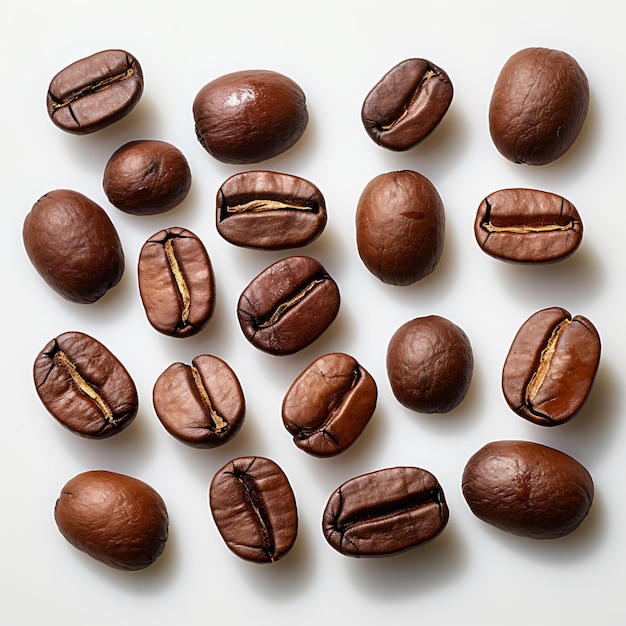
[{"xmin": 2, "ymin": 1, "xmax": 624, "ymax": 624}]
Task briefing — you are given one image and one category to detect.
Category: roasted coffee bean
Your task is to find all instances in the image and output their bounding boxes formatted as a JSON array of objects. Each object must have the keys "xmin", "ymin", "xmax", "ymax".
[
  {"xmin": 474, "ymin": 188, "xmax": 583, "ymax": 263},
  {"xmin": 462, "ymin": 440, "xmax": 593, "ymax": 539},
  {"xmin": 356, "ymin": 170, "xmax": 445, "ymax": 286},
  {"xmin": 33, "ymin": 331, "xmax": 138, "ymax": 439},
  {"xmin": 237, "ymin": 256, "xmax": 340, "ymax": 356},
  {"xmin": 153, "ymin": 355, "xmax": 245, "ymax": 448},
  {"xmin": 387, "ymin": 315, "xmax": 473, "ymax": 413},
  {"xmin": 209, "ymin": 456, "xmax": 298, "ymax": 563},
  {"xmin": 216, "ymin": 170, "xmax": 326, "ymax": 250},
  {"xmin": 361, "ymin": 58, "xmax": 453, "ymax": 151},
  {"xmin": 502, "ymin": 307, "xmax": 601, "ymax": 426},
  {"xmin": 282, "ymin": 352, "xmax": 377, "ymax": 457},
  {"xmin": 138, "ymin": 227, "xmax": 215, "ymax": 338},
  {"xmin": 322, "ymin": 466, "xmax": 449, "ymax": 557},
  {"xmin": 23, "ymin": 189, "xmax": 125, "ymax": 304},
  {"xmin": 103, "ymin": 140, "xmax": 192, "ymax": 215},
  {"xmin": 54, "ymin": 470, "xmax": 168, "ymax": 570},
  {"xmin": 193, "ymin": 69, "xmax": 308, "ymax": 164},
  {"xmin": 47, "ymin": 49, "xmax": 143, "ymax": 134},
  {"xmin": 489, "ymin": 47, "xmax": 589, "ymax": 165}
]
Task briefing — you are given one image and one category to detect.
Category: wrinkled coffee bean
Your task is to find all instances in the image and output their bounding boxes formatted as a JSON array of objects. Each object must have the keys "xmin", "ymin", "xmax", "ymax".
[
  {"xmin": 216, "ymin": 170, "xmax": 327, "ymax": 250},
  {"xmin": 474, "ymin": 188, "xmax": 583, "ymax": 263},
  {"xmin": 33, "ymin": 331, "xmax": 138, "ymax": 439},
  {"xmin": 356, "ymin": 170, "xmax": 445, "ymax": 286},
  {"xmin": 462, "ymin": 440, "xmax": 594, "ymax": 539},
  {"xmin": 153, "ymin": 354, "xmax": 245, "ymax": 448},
  {"xmin": 502, "ymin": 307, "xmax": 601, "ymax": 426},
  {"xmin": 54, "ymin": 470, "xmax": 168, "ymax": 570},
  {"xmin": 361, "ymin": 58, "xmax": 453, "ymax": 151},
  {"xmin": 322, "ymin": 466, "xmax": 449, "ymax": 557},
  {"xmin": 237, "ymin": 255, "xmax": 340, "ymax": 356},
  {"xmin": 282, "ymin": 352, "xmax": 377, "ymax": 457},
  {"xmin": 209, "ymin": 456, "xmax": 298, "ymax": 563},
  {"xmin": 47, "ymin": 49, "xmax": 143, "ymax": 134},
  {"xmin": 138, "ymin": 227, "xmax": 215, "ymax": 338},
  {"xmin": 489, "ymin": 47, "xmax": 589, "ymax": 165}
]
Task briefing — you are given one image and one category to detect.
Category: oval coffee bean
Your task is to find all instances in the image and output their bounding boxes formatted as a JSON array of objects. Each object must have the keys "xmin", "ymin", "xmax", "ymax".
[
  {"xmin": 361, "ymin": 58, "xmax": 453, "ymax": 151},
  {"xmin": 216, "ymin": 170, "xmax": 327, "ymax": 250},
  {"xmin": 47, "ymin": 49, "xmax": 144, "ymax": 134},
  {"xmin": 322, "ymin": 466, "xmax": 449, "ymax": 557},
  {"xmin": 54, "ymin": 470, "xmax": 168, "ymax": 570},
  {"xmin": 502, "ymin": 307, "xmax": 601, "ymax": 426},
  {"xmin": 489, "ymin": 47, "xmax": 589, "ymax": 165},
  {"xmin": 474, "ymin": 188, "xmax": 583, "ymax": 263},
  {"xmin": 462, "ymin": 440, "xmax": 593, "ymax": 539},
  {"xmin": 23, "ymin": 189, "xmax": 125, "ymax": 304},
  {"xmin": 138, "ymin": 227, "xmax": 215, "ymax": 338},
  {"xmin": 33, "ymin": 331, "xmax": 138, "ymax": 439},
  {"xmin": 282, "ymin": 352, "xmax": 377, "ymax": 457},
  {"xmin": 153, "ymin": 355, "xmax": 245, "ymax": 448},
  {"xmin": 237, "ymin": 256, "xmax": 340, "ymax": 356},
  {"xmin": 209, "ymin": 457, "xmax": 298, "ymax": 563}
]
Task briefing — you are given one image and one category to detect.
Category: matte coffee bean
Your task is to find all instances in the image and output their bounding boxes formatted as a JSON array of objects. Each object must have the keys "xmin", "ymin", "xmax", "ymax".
[
  {"xmin": 54, "ymin": 470, "xmax": 168, "ymax": 570},
  {"xmin": 209, "ymin": 457, "xmax": 298, "ymax": 563},
  {"xmin": 502, "ymin": 307, "xmax": 601, "ymax": 426},
  {"xmin": 33, "ymin": 331, "xmax": 138, "ymax": 439},
  {"xmin": 356, "ymin": 170, "xmax": 445, "ymax": 286},
  {"xmin": 361, "ymin": 58, "xmax": 453, "ymax": 151},
  {"xmin": 462, "ymin": 440, "xmax": 593, "ymax": 539},
  {"xmin": 474, "ymin": 188, "xmax": 583, "ymax": 263},
  {"xmin": 282, "ymin": 352, "xmax": 377, "ymax": 457},
  {"xmin": 138, "ymin": 227, "xmax": 215, "ymax": 338},
  {"xmin": 47, "ymin": 49, "xmax": 143, "ymax": 134},
  {"xmin": 153, "ymin": 355, "xmax": 245, "ymax": 448},
  {"xmin": 489, "ymin": 47, "xmax": 589, "ymax": 165},
  {"xmin": 216, "ymin": 170, "xmax": 327, "ymax": 250},
  {"xmin": 237, "ymin": 256, "xmax": 340, "ymax": 356},
  {"xmin": 23, "ymin": 189, "xmax": 125, "ymax": 304},
  {"xmin": 322, "ymin": 466, "xmax": 449, "ymax": 557}
]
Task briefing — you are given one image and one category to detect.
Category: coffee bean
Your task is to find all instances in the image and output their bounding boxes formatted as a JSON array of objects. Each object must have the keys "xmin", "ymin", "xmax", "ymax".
[
  {"xmin": 282, "ymin": 352, "xmax": 377, "ymax": 457},
  {"xmin": 209, "ymin": 456, "xmax": 298, "ymax": 563},
  {"xmin": 138, "ymin": 227, "xmax": 215, "ymax": 338},
  {"xmin": 237, "ymin": 255, "xmax": 340, "ymax": 356},
  {"xmin": 462, "ymin": 440, "xmax": 593, "ymax": 539},
  {"xmin": 47, "ymin": 49, "xmax": 143, "ymax": 134},
  {"xmin": 322, "ymin": 466, "xmax": 449, "ymax": 557},
  {"xmin": 33, "ymin": 331, "xmax": 138, "ymax": 439},
  {"xmin": 216, "ymin": 170, "xmax": 326, "ymax": 250},
  {"xmin": 502, "ymin": 307, "xmax": 601, "ymax": 426}
]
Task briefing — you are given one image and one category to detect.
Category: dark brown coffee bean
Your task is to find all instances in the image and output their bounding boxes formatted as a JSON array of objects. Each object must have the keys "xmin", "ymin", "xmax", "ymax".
[
  {"xmin": 138, "ymin": 227, "xmax": 215, "ymax": 338},
  {"xmin": 47, "ymin": 49, "xmax": 143, "ymax": 134},
  {"xmin": 103, "ymin": 140, "xmax": 192, "ymax": 215},
  {"xmin": 54, "ymin": 470, "xmax": 168, "ymax": 570},
  {"xmin": 23, "ymin": 189, "xmax": 125, "ymax": 304},
  {"xmin": 216, "ymin": 170, "xmax": 327, "ymax": 250},
  {"xmin": 474, "ymin": 188, "xmax": 583, "ymax": 263},
  {"xmin": 361, "ymin": 58, "xmax": 453, "ymax": 151},
  {"xmin": 356, "ymin": 170, "xmax": 445, "ymax": 286},
  {"xmin": 33, "ymin": 331, "xmax": 138, "ymax": 439},
  {"xmin": 209, "ymin": 457, "xmax": 297, "ymax": 563},
  {"xmin": 489, "ymin": 48, "xmax": 589, "ymax": 165},
  {"xmin": 462, "ymin": 440, "xmax": 593, "ymax": 539},
  {"xmin": 502, "ymin": 307, "xmax": 601, "ymax": 426},
  {"xmin": 322, "ymin": 466, "xmax": 449, "ymax": 557},
  {"xmin": 282, "ymin": 352, "xmax": 377, "ymax": 457},
  {"xmin": 237, "ymin": 256, "xmax": 340, "ymax": 356},
  {"xmin": 153, "ymin": 355, "xmax": 245, "ymax": 448},
  {"xmin": 193, "ymin": 69, "xmax": 308, "ymax": 164}
]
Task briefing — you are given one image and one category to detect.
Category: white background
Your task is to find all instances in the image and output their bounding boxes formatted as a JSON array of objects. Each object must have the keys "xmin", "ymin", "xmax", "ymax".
[{"xmin": 1, "ymin": 1, "xmax": 624, "ymax": 624}]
